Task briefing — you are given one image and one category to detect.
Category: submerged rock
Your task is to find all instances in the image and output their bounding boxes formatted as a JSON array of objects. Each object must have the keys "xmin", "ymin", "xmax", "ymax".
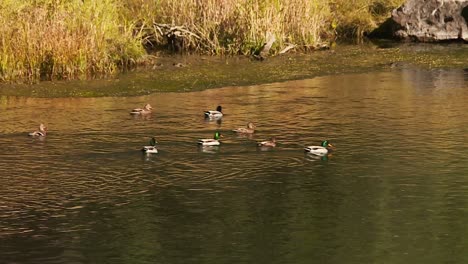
[{"xmin": 370, "ymin": 0, "xmax": 468, "ymax": 42}]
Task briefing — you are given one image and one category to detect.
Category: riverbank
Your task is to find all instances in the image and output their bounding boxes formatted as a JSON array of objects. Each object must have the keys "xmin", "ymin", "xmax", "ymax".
[
  {"xmin": 0, "ymin": 0, "xmax": 404, "ymax": 82},
  {"xmin": 0, "ymin": 42, "xmax": 466, "ymax": 98}
]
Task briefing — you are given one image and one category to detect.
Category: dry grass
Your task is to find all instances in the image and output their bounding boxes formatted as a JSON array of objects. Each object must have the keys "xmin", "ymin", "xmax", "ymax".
[
  {"xmin": 136, "ymin": 0, "xmax": 403, "ymax": 54},
  {"xmin": 0, "ymin": 0, "xmax": 404, "ymax": 82},
  {"xmin": 331, "ymin": 0, "xmax": 404, "ymax": 38},
  {"xmin": 135, "ymin": 0, "xmax": 332, "ymax": 54},
  {"xmin": 0, "ymin": 0, "xmax": 144, "ymax": 82}
]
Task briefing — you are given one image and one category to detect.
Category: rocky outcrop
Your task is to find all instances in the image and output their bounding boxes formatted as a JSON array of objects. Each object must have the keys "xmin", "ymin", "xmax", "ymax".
[{"xmin": 370, "ymin": 0, "xmax": 468, "ymax": 42}]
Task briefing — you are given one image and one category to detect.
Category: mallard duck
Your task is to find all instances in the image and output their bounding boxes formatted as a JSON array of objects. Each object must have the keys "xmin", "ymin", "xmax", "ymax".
[
  {"xmin": 198, "ymin": 132, "xmax": 222, "ymax": 146},
  {"xmin": 233, "ymin": 122, "xmax": 256, "ymax": 134},
  {"xmin": 28, "ymin": 123, "xmax": 47, "ymax": 137},
  {"xmin": 130, "ymin": 103, "xmax": 152, "ymax": 115},
  {"xmin": 257, "ymin": 137, "xmax": 276, "ymax": 147},
  {"xmin": 204, "ymin": 105, "xmax": 223, "ymax": 119},
  {"xmin": 142, "ymin": 137, "xmax": 158, "ymax": 154},
  {"xmin": 304, "ymin": 140, "xmax": 334, "ymax": 155}
]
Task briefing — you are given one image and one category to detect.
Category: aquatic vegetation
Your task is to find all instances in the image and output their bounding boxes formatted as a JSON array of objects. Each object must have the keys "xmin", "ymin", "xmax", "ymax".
[{"xmin": 1, "ymin": 43, "xmax": 467, "ymax": 98}]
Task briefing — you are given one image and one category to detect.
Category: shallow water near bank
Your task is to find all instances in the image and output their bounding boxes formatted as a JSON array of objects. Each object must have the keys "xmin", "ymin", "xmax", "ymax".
[
  {"xmin": 1, "ymin": 42, "xmax": 467, "ymax": 97},
  {"xmin": 1, "ymin": 67, "xmax": 468, "ymax": 263}
]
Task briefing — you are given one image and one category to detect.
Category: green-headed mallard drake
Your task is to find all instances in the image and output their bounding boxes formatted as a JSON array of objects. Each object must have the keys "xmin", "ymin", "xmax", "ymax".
[
  {"xmin": 257, "ymin": 137, "xmax": 276, "ymax": 147},
  {"xmin": 233, "ymin": 122, "xmax": 256, "ymax": 134},
  {"xmin": 142, "ymin": 137, "xmax": 158, "ymax": 154},
  {"xmin": 204, "ymin": 105, "xmax": 223, "ymax": 119},
  {"xmin": 198, "ymin": 132, "xmax": 222, "ymax": 146},
  {"xmin": 304, "ymin": 140, "xmax": 334, "ymax": 155},
  {"xmin": 130, "ymin": 103, "xmax": 152, "ymax": 115},
  {"xmin": 28, "ymin": 123, "xmax": 47, "ymax": 137}
]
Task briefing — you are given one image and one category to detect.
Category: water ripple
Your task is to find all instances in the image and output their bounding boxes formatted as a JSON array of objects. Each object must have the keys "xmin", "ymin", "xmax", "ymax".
[{"xmin": 2, "ymin": 70, "xmax": 468, "ymax": 263}]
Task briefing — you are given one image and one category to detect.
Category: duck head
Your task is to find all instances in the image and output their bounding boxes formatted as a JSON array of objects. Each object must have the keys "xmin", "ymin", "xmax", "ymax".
[
  {"xmin": 216, "ymin": 105, "xmax": 222, "ymax": 112},
  {"xmin": 214, "ymin": 132, "xmax": 223, "ymax": 140},
  {"xmin": 247, "ymin": 122, "xmax": 256, "ymax": 129},
  {"xmin": 321, "ymin": 140, "xmax": 334, "ymax": 148},
  {"xmin": 144, "ymin": 104, "xmax": 153, "ymax": 110},
  {"xmin": 39, "ymin": 123, "xmax": 47, "ymax": 132},
  {"xmin": 150, "ymin": 137, "xmax": 157, "ymax": 146}
]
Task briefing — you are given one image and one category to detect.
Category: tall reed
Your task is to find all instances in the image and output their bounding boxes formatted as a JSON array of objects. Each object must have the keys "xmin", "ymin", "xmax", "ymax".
[
  {"xmin": 0, "ymin": 0, "xmax": 144, "ymax": 82},
  {"xmin": 136, "ymin": 0, "xmax": 332, "ymax": 54},
  {"xmin": 134, "ymin": 0, "xmax": 403, "ymax": 54},
  {"xmin": 0, "ymin": 0, "xmax": 404, "ymax": 82}
]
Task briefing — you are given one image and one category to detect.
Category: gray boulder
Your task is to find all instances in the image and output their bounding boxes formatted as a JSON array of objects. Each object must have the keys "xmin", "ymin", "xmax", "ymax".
[{"xmin": 371, "ymin": 0, "xmax": 468, "ymax": 42}]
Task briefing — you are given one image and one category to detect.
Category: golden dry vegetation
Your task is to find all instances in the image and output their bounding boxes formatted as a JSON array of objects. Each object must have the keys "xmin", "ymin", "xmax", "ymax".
[{"xmin": 0, "ymin": 0, "xmax": 404, "ymax": 82}]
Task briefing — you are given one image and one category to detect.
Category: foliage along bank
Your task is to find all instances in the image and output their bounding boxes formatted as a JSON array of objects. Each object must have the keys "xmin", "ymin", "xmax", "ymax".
[{"xmin": 0, "ymin": 0, "xmax": 404, "ymax": 82}]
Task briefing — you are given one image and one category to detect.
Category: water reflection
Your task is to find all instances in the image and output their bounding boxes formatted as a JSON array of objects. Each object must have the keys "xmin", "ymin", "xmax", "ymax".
[
  {"xmin": 130, "ymin": 113, "xmax": 154, "ymax": 120},
  {"xmin": 198, "ymin": 145, "xmax": 220, "ymax": 154},
  {"xmin": 1, "ymin": 69, "xmax": 468, "ymax": 263},
  {"xmin": 304, "ymin": 152, "xmax": 331, "ymax": 162},
  {"xmin": 203, "ymin": 117, "xmax": 222, "ymax": 126},
  {"xmin": 400, "ymin": 68, "xmax": 467, "ymax": 91}
]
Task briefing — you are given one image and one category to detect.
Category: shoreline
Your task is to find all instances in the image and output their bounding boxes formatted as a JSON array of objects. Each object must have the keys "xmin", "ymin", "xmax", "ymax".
[{"xmin": 0, "ymin": 42, "xmax": 466, "ymax": 98}]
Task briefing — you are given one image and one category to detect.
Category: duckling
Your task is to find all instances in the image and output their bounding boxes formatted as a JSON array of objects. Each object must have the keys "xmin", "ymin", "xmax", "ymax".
[
  {"xmin": 28, "ymin": 123, "xmax": 47, "ymax": 137},
  {"xmin": 198, "ymin": 132, "xmax": 222, "ymax": 146},
  {"xmin": 141, "ymin": 137, "xmax": 158, "ymax": 154},
  {"xmin": 304, "ymin": 140, "xmax": 334, "ymax": 156},
  {"xmin": 257, "ymin": 137, "xmax": 277, "ymax": 147},
  {"xmin": 233, "ymin": 122, "xmax": 256, "ymax": 134},
  {"xmin": 130, "ymin": 103, "xmax": 152, "ymax": 115},
  {"xmin": 204, "ymin": 105, "xmax": 223, "ymax": 119}
]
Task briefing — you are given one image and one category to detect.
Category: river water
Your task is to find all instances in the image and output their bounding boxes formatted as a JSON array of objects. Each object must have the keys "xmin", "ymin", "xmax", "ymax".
[{"xmin": 1, "ymin": 68, "xmax": 468, "ymax": 263}]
